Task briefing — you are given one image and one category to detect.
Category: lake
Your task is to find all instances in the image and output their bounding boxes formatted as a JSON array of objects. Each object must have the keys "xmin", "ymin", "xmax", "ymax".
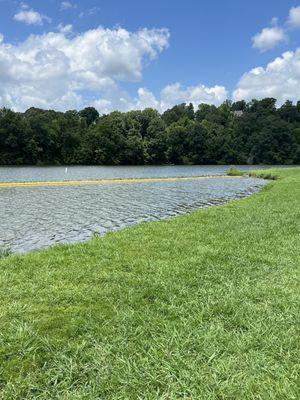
[{"xmin": 0, "ymin": 165, "xmax": 268, "ymax": 253}]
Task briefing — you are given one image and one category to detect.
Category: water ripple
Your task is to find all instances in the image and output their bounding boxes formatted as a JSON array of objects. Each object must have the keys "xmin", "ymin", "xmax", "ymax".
[{"xmin": 0, "ymin": 176, "xmax": 267, "ymax": 253}]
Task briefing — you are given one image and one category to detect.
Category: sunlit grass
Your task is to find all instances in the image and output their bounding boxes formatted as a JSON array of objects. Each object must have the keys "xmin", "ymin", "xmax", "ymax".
[{"xmin": 0, "ymin": 168, "xmax": 299, "ymax": 399}]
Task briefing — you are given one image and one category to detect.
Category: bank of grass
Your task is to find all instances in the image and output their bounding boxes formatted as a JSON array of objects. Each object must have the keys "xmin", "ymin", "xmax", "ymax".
[
  {"xmin": 0, "ymin": 168, "xmax": 299, "ymax": 399},
  {"xmin": 227, "ymin": 166, "xmax": 244, "ymax": 176},
  {"xmin": 227, "ymin": 166, "xmax": 280, "ymax": 180}
]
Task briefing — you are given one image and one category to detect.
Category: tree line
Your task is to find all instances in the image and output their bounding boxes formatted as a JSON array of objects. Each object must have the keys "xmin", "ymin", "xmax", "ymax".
[{"xmin": 0, "ymin": 98, "xmax": 299, "ymax": 166}]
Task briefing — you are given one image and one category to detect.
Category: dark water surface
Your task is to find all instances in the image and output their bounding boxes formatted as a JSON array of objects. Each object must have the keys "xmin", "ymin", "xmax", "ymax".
[{"xmin": 0, "ymin": 166, "xmax": 268, "ymax": 253}]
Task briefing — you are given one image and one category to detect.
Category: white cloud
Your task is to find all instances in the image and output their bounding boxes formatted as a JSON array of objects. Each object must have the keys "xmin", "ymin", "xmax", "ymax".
[
  {"xmin": 135, "ymin": 88, "xmax": 160, "ymax": 110},
  {"xmin": 287, "ymin": 6, "xmax": 300, "ymax": 28},
  {"xmin": 252, "ymin": 26, "xmax": 286, "ymax": 52},
  {"xmin": 233, "ymin": 49, "xmax": 300, "ymax": 104},
  {"xmin": 91, "ymin": 83, "xmax": 228, "ymax": 115},
  {"xmin": 14, "ymin": 7, "xmax": 51, "ymax": 26},
  {"xmin": 57, "ymin": 24, "xmax": 73, "ymax": 34},
  {"xmin": 159, "ymin": 83, "xmax": 227, "ymax": 110},
  {"xmin": 79, "ymin": 7, "xmax": 100, "ymax": 19},
  {"xmin": 60, "ymin": 1, "xmax": 77, "ymax": 11},
  {"xmin": 0, "ymin": 27, "xmax": 170, "ymax": 112},
  {"xmin": 93, "ymin": 98, "xmax": 114, "ymax": 115},
  {"xmin": 252, "ymin": 6, "xmax": 300, "ymax": 52}
]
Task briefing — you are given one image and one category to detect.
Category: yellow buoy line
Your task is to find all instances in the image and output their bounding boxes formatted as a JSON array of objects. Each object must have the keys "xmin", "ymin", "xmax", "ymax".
[{"xmin": 0, "ymin": 175, "xmax": 241, "ymax": 189}]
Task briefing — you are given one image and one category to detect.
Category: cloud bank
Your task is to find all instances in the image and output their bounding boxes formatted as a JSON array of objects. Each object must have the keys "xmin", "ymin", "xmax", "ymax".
[
  {"xmin": 5, "ymin": 3, "xmax": 300, "ymax": 115},
  {"xmin": 0, "ymin": 27, "xmax": 170, "ymax": 112},
  {"xmin": 0, "ymin": 26, "xmax": 228, "ymax": 113},
  {"xmin": 233, "ymin": 49, "xmax": 300, "ymax": 104}
]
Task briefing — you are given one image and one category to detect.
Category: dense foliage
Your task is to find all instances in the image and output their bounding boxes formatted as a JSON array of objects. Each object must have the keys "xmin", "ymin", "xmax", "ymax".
[{"xmin": 0, "ymin": 98, "xmax": 299, "ymax": 165}]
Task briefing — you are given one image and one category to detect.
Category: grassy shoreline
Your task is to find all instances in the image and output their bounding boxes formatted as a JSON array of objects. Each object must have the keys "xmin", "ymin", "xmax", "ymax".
[{"xmin": 0, "ymin": 168, "xmax": 299, "ymax": 399}]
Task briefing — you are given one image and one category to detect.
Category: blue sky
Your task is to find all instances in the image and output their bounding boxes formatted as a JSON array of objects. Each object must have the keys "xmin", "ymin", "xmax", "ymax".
[{"xmin": 1, "ymin": 0, "xmax": 300, "ymax": 112}]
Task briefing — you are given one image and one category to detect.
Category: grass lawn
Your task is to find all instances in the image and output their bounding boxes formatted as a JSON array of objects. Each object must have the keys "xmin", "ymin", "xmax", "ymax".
[{"xmin": 0, "ymin": 168, "xmax": 299, "ymax": 399}]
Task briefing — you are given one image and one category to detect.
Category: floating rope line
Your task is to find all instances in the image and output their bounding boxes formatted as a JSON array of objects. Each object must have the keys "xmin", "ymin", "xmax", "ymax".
[{"xmin": 0, "ymin": 175, "xmax": 241, "ymax": 189}]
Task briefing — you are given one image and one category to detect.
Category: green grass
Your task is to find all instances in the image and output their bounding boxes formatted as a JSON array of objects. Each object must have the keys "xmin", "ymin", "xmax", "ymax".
[
  {"xmin": 227, "ymin": 166, "xmax": 243, "ymax": 176},
  {"xmin": 247, "ymin": 169, "xmax": 281, "ymax": 180},
  {"xmin": 0, "ymin": 168, "xmax": 300, "ymax": 399},
  {"xmin": 0, "ymin": 248, "xmax": 11, "ymax": 259}
]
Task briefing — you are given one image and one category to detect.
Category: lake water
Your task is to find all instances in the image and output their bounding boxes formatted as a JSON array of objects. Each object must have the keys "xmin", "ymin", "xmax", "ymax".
[
  {"xmin": 0, "ymin": 165, "xmax": 271, "ymax": 183},
  {"xmin": 0, "ymin": 165, "xmax": 268, "ymax": 253}
]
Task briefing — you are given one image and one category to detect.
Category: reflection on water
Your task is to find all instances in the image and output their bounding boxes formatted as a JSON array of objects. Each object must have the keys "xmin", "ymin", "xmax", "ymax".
[{"xmin": 0, "ymin": 168, "xmax": 267, "ymax": 253}]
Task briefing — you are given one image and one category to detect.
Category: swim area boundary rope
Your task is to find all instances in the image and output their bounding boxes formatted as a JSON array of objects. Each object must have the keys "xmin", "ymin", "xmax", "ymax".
[{"xmin": 0, "ymin": 175, "xmax": 241, "ymax": 189}]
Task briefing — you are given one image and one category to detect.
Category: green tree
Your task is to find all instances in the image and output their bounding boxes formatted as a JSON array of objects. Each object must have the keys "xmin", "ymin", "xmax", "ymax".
[
  {"xmin": 79, "ymin": 107, "xmax": 99, "ymax": 127},
  {"xmin": 162, "ymin": 103, "xmax": 195, "ymax": 125},
  {"xmin": 144, "ymin": 117, "xmax": 167, "ymax": 164},
  {"xmin": 251, "ymin": 115, "xmax": 296, "ymax": 164}
]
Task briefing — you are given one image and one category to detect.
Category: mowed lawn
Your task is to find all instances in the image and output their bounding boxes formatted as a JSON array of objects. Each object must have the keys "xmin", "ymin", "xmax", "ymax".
[{"xmin": 0, "ymin": 168, "xmax": 299, "ymax": 399}]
